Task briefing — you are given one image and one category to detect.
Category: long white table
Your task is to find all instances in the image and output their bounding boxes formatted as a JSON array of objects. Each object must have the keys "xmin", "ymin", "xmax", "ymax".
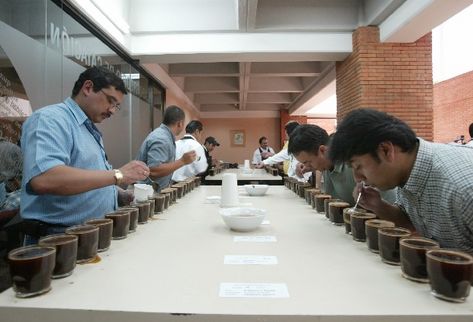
[
  {"xmin": 205, "ymin": 168, "xmax": 282, "ymax": 185},
  {"xmin": 0, "ymin": 186, "xmax": 472, "ymax": 322}
]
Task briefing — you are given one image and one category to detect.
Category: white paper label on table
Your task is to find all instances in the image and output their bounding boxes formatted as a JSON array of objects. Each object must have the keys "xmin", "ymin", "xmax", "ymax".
[
  {"xmin": 233, "ymin": 236, "xmax": 277, "ymax": 242},
  {"xmin": 224, "ymin": 255, "xmax": 278, "ymax": 265},
  {"xmin": 219, "ymin": 283, "xmax": 289, "ymax": 298},
  {"xmin": 261, "ymin": 219, "xmax": 270, "ymax": 225}
]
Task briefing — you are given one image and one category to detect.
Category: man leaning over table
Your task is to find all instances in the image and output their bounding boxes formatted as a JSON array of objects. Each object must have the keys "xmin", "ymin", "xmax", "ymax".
[
  {"xmin": 288, "ymin": 124, "xmax": 396, "ymax": 207},
  {"xmin": 20, "ymin": 66, "xmax": 149, "ymax": 245},
  {"xmin": 136, "ymin": 105, "xmax": 196, "ymax": 191},
  {"xmin": 329, "ymin": 108, "xmax": 473, "ymax": 254}
]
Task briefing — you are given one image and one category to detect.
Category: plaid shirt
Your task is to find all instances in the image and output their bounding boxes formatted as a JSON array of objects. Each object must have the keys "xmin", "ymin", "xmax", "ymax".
[
  {"xmin": 1, "ymin": 189, "xmax": 21, "ymax": 210},
  {"xmin": 397, "ymin": 139, "xmax": 473, "ymax": 253}
]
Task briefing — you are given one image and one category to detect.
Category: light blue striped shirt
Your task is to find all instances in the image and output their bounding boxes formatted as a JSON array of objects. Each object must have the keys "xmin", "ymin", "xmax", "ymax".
[{"xmin": 20, "ymin": 97, "xmax": 117, "ymax": 226}]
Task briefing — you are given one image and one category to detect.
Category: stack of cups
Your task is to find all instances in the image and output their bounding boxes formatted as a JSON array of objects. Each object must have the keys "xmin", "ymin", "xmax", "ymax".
[{"xmin": 220, "ymin": 173, "xmax": 239, "ymax": 208}]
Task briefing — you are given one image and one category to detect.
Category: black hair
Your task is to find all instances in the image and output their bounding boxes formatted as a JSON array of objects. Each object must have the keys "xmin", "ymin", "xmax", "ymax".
[
  {"xmin": 259, "ymin": 136, "xmax": 267, "ymax": 144},
  {"xmin": 185, "ymin": 120, "xmax": 203, "ymax": 134},
  {"xmin": 163, "ymin": 105, "xmax": 185, "ymax": 125},
  {"xmin": 71, "ymin": 66, "xmax": 127, "ymax": 97},
  {"xmin": 288, "ymin": 124, "xmax": 329, "ymax": 156},
  {"xmin": 285, "ymin": 121, "xmax": 300, "ymax": 136},
  {"xmin": 469, "ymin": 123, "xmax": 473, "ymax": 138},
  {"xmin": 329, "ymin": 108, "xmax": 417, "ymax": 163}
]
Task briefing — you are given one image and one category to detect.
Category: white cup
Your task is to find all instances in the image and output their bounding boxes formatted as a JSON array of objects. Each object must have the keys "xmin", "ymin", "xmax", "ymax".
[
  {"xmin": 244, "ymin": 159, "xmax": 250, "ymax": 169},
  {"xmin": 134, "ymin": 183, "xmax": 151, "ymax": 202},
  {"xmin": 220, "ymin": 173, "xmax": 239, "ymax": 208}
]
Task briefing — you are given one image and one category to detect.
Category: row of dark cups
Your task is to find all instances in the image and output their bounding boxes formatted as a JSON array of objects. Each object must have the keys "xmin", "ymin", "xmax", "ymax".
[
  {"xmin": 264, "ymin": 166, "xmax": 280, "ymax": 176},
  {"xmin": 283, "ymin": 177, "xmax": 473, "ymax": 303},
  {"xmin": 7, "ymin": 177, "xmax": 201, "ymax": 298}
]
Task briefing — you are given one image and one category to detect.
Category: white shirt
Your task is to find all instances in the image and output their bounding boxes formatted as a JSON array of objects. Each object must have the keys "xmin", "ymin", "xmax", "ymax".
[
  {"xmin": 252, "ymin": 146, "xmax": 275, "ymax": 164},
  {"xmin": 262, "ymin": 148, "xmax": 307, "ymax": 180},
  {"xmin": 171, "ymin": 134, "xmax": 208, "ymax": 182}
]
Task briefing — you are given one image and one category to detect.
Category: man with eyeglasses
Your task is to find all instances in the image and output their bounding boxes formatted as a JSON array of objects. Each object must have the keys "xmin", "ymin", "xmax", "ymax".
[{"xmin": 20, "ymin": 66, "xmax": 149, "ymax": 244}]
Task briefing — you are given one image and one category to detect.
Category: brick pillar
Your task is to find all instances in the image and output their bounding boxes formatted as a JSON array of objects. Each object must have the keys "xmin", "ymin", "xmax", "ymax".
[
  {"xmin": 279, "ymin": 110, "xmax": 307, "ymax": 148},
  {"xmin": 336, "ymin": 26, "xmax": 433, "ymax": 140}
]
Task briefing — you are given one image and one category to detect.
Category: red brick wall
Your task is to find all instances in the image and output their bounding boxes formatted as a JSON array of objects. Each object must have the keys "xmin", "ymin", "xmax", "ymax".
[
  {"xmin": 336, "ymin": 27, "xmax": 433, "ymax": 140},
  {"xmin": 433, "ymin": 70, "xmax": 473, "ymax": 143}
]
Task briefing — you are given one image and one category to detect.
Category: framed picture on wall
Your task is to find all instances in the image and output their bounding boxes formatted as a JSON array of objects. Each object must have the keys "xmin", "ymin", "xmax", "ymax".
[{"xmin": 230, "ymin": 130, "xmax": 246, "ymax": 147}]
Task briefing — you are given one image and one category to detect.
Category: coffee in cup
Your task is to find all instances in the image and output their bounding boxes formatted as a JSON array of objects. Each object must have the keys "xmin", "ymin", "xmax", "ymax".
[
  {"xmin": 8, "ymin": 245, "xmax": 56, "ymax": 298},
  {"xmin": 426, "ymin": 249, "xmax": 473, "ymax": 302},
  {"xmin": 118, "ymin": 206, "xmax": 139, "ymax": 232},
  {"xmin": 85, "ymin": 218, "xmax": 113, "ymax": 251},
  {"xmin": 350, "ymin": 212, "xmax": 376, "ymax": 242},
  {"xmin": 378, "ymin": 227, "xmax": 411, "ymax": 265},
  {"xmin": 343, "ymin": 208, "xmax": 366, "ymax": 234},
  {"xmin": 328, "ymin": 201, "xmax": 350, "ymax": 225},
  {"xmin": 38, "ymin": 234, "xmax": 78, "ymax": 278},
  {"xmin": 105, "ymin": 211, "xmax": 131, "ymax": 239},
  {"xmin": 314, "ymin": 194, "xmax": 331, "ymax": 214},
  {"xmin": 400, "ymin": 237, "xmax": 440, "ymax": 283},
  {"xmin": 65, "ymin": 224, "xmax": 99, "ymax": 263},
  {"xmin": 365, "ymin": 219, "xmax": 395, "ymax": 253},
  {"xmin": 131, "ymin": 201, "xmax": 151, "ymax": 224}
]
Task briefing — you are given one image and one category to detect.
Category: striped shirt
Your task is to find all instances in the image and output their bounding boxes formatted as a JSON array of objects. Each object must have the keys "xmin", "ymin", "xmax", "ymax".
[
  {"xmin": 397, "ymin": 138, "xmax": 473, "ymax": 253},
  {"xmin": 20, "ymin": 98, "xmax": 117, "ymax": 226}
]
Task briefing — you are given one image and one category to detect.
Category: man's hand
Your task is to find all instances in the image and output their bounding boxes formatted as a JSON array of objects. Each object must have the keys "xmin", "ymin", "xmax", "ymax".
[
  {"xmin": 255, "ymin": 162, "xmax": 265, "ymax": 169},
  {"xmin": 352, "ymin": 182, "xmax": 384, "ymax": 212},
  {"xmin": 119, "ymin": 160, "xmax": 149, "ymax": 185},
  {"xmin": 181, "ymin": 150, "xmax": 197, "ymax": 165}
]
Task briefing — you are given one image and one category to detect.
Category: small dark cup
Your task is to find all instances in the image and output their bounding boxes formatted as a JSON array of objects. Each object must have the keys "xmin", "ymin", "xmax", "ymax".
[
  {"xmin": 350, "ymin": 212, "xmax": 376, "ymax": 242},
  {"xmin": 161, "ymin": 193, "xmax": 170, "ymax": 209},
  {"xmin": 314, "ymin": 194, "xmax": 332, "ymax": 214},
  {"xmin": 146, "ymin": 196, "xmax": 156, "ymax": 218},
  {"xmin": 400, "ymin": 237, "xmax": 440, "ymax": 283},
  {"xmin": 426, "ymin": 249, "xmax": 473, "ymax": 303},
  {"xmin": 119, "ymin": 206, "xmax": 139, "ymax": 232},
  {"xmin": 105, "ymin": 211, "xmax": 131, "ymax": 239},
  {"xmin": 65, "ymin": 224, "xmax": 99, "ymax": 263},
  {"xmin": 342, "ymin": 208, "xmax": 366, "ymax": 234},
  {"xmin": 131, "ymin": 201, "xmax": 151, "ymax": 224},
  {"xmin": 365, "ymin": 219, "xmax": 395, "ymax": 253},
  {"xmin": 85, "ymin": 218, "xmax": 113, "ymax": 251},
  {"xmin": 153, "ymin": 194, "xmax": 166, "ymax": 213},
  {"xmin": 328, "ymin": 201, "xmax": 350, "ymax": 225},
  {"xmin": 378, "ymin": 227, "xmax": 411, "ymax": 265},
  {"xmin": 8, "ymin": 245, "xmax": 56, "ymax": 298},
  {"xmin": 39, "ymin": 234, "xmax": 78, "ymax": 278},
  {"xmin": 171, "ymin": 184, "xmax": 184, "ymax": 199}
]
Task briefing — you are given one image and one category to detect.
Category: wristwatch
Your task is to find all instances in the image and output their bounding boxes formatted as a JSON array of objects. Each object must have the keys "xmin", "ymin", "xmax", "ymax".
[{"xmin": 113, "ymin": 169, "xmax": 124, "ymax": 185}]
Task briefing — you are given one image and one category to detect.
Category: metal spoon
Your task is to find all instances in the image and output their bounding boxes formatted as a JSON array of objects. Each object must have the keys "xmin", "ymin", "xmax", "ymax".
[{"xmin": 352, "ymin": 181, "xmax": 365, "ymax": 210}]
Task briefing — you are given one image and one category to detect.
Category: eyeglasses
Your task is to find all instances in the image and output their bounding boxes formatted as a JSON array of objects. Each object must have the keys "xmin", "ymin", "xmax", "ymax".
[{"xmin": 100, "ymin": 89, "xmax": 121, "ymax": 111}]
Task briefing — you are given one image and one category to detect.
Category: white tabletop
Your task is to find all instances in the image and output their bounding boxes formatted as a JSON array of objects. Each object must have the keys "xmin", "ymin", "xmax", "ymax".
[
  {"xmin": 205, "ymin": 168, "xmax": 282, "ymax": 182},
  {"xmin": 0, "ymin": 186, "xmax": 472, "ymax": 322}
]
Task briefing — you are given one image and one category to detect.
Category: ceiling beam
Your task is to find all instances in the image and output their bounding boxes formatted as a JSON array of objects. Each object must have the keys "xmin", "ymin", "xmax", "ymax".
[
  {"xmin": 184, "ymin": 77, "xmax": 239, "ymax": 93},
  {"xmin": 249, "ymin": 77, "xmax": 303, "ymax": 92},
  {"xmin": 239, "ymin": 62, "xmax": 251, "ymax": 110},
  {"xmin": 168, "ymin": 63, "xmax": 239, "ymax": 76},
  {"xmin": 131, "ymin": 32, "xmax": 352, "ymax": 57}
]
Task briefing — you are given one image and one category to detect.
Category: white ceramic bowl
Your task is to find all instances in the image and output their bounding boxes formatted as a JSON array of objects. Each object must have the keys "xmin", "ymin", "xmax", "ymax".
[
  {"xmin": 219, "ymin": 207, "xmax": 266, "ymax": 232},
  {"xmin": 244, "ymin": 184, "xmax": 269, "ymax": 196}
]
